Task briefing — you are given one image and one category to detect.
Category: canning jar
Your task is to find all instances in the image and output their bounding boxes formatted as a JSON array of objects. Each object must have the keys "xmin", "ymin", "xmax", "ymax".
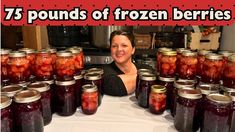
[
  {"xmin": 1, "ymin": 49, "xmax": 11, "ymax": 85},
  {"xmin": 1, "ymin": 95, "xmax": 13, "ymax": 132},
  {"xmin": 27, "ymin": 82, "xmax": 52, "ymax": 126},
  {"xmin": 176, "ymin": 48, "xmax": 190, "ymax": 76},
  {"xmin": 13, "ymin": 90, "xmax": 44, "ymax": 132},
  {"xmin": 218, "ymin": 50, "xmax": 234, "ymax": 65},
  {"xmin": 174, "ymin": 88, "xmax": 202, "ymax": 132},
  {"xmin": 56, "ymin": 51, "xmax": 75, "ymax": 81},
  {"xmin": 74, "ymin": 74, "xmax": 84, "ymax": 107},
  {"xmin": 156, "ymin": 47, "xmax": 172, "ymax": 72},
  {"xmin": 223, "ymin": 55, "xmax": 235, "ymax": 88},
  {"xmin": 138, "ymin": 74, "xmax": 156, "ymax": 108},
  {"xmin": 196, "ymin": 50, "xmax": 212, "ymax": 78},
  {"xmin": 149, "ymin": 85, "xmax": 166, "ymax": 114},
  {"xmin": 178, "ymin": 51, "xmax": 198, "ymax": 80},
  {"xmin": 201, "ymin": 94, "xmax": 232, "ymax": 132},
  {"xmin": 55, "ymin": 80, "xmax": 76, "ymax": 116},
  {"xmin": 46, "ymin": 48, "xmax": 57, "ymax": 73},
  {"xmin": 67, "ymin": 47, "xmax": 84, "ymax": 75},
  {"xmin": 8, "ymin": 51, "xmax": 30, "ymax": 84},
  {"xmin": 160, "ymin": 51, "xmax": 177, "ymax": 78},
  {"xmin": 1, "ymin": 84, "xmax": 23, "ymax": 98},
  {"xmin": 35, "ymin": 50, "xmax": 54, "ymax": 81},
  {"xmin": 224, "ymin": 91, "xmax": 235, "ymax": 132},
  {"xmin": 81, "ymin": 84, "xmax": 98, "ymax": 115},
  {"xmin": 19, "ymin": 48, "xmax": 36, "ymax": 76}
]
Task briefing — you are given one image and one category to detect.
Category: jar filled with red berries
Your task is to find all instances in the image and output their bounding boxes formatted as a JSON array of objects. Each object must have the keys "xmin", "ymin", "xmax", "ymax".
[
  {"xmin": 1, "ymin": 95, "xmax": 13, "ymax": 132},
  {"xmin": 160, "ymin": 50, "xmax": 177, "ymax": 78},
  {"xmin": 223, "ymin": 55, "xmax": 235, "ymax": 89},
  {"xmin": 1, "ymin": 49, "xmax": 11, "ymax": 85},
  {"xmin": 218, "ymin": 50, "xmax": 234, "ymax": 65},
  {"xmin": 157, "ymin": 47, "xmax": 172, "ymax": 72},
  {"xmin": 19, "ymin": 48, "xmax": 36, "ymax": 77},
  {"xmin": 149, "ymin": 85, "xmax": 166, "ymax": 114},
  {"xmin": 46, "ymin": 48, "xmax": 57, "ymax": 75},
  {"xmin": 176, "ymin": 48, "xmax": 190, "ymax": 76},
  {"xmin": 67, "ymin": 47, "xmax": 84, "ymax": 75},
  {"xmin": 197, "ymin": 50, "xmax": 212, "ymax": 78}
]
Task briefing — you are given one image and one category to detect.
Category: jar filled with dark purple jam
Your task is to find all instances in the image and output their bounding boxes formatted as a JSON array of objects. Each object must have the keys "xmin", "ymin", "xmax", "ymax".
[
  {"xmin": 27, "ymin": 82, "xmax": 52, "ymax": 126},
  {"xmin": 224, "ymin": 91, "xmax": 235, "ymax": 132},
  {"xmin": 74, "ymin": 74, "xmax": 84, "ymax": 107},
  {"xmin": 1, "ymin": 84, "xmax": 23, "ymax": 98},
  {"xmin": 1, "ymin": 95, "xmax": 13, "ymax": 132},
  {"xmin": 201, "ymin": 94, "xmax": 232, "ymax": 132},
  {"xmin": 138, "ymin": 74, "xmax": 156, "ymax": 108},
  {"xmin": 13, "ymin": 89, "xmax": 44, "ymax": 132},
  {"xmin": 55, "ymin": 80, "xmax": 76, "ymax": 116},
  {"xmin": 174, "ymin": 88, "xmax": 202, "ymax": 132}
]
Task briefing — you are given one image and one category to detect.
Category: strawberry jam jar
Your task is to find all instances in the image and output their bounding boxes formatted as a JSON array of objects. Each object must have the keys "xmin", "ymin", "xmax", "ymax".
[
  {"xmin": 1, "ymin": 84, "xmax": 23, "ymax": 98},
  {"xmin": 157, "ymin": 47, "xmax": 172, "ymax": 72},
  {"xmin": 160, "ymin": 51, "xmax": 177, "ymax": 78},
  {"xmin": 46, "ymin": 48, "xmax": 57, "ymax": 74},
  {"xmin": 196, "ymin": 50, "xmax": 212, "ymax": 78},
  {"xmin": 149, "ymin": 85, "xmax": 166, "ymax": 114},
  {"xmin": 1, "ymin": 95, "xmax": 13, "ymax": 132},
  {"xmin": 223, "ymin": 55, "xmax": 235, "ymax": 88},
  {"xmin": 67, "ymin": 47, "xmax": 84, "ymax": 75},
  {"xmin": 176, "ymin": 48, "xmax": 190, "ymax": 76},
  {"xmin": 1, "ymin": 49, "xmax": 11, "ymax": 85}
]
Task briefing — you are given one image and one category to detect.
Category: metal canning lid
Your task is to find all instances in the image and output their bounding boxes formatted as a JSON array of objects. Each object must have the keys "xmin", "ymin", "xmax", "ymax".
[
  {"xmin": 74, "ymin": 74, "xmax": 83, "ymax": 80},
  {"xmin": 1, "ymin": 84, "xmax": 23, "ymax": 98},
  {"xmin": 218, "ymin": 50, "xmax": 233, "ymax": 57},
  {"xmin": 139, "ymin": 72, "xmax": 153, "ymax": 77},
  {"xmin": 46, "ymin": 48, "xmax": 57, "ymax": 53},
  {"xmin": 14, "ymin": 89, "xmax": 41, "ymax": 103},
  {"xmin": 39, "ymin": 80, "xmax": 54, "ymax": 85},
  {"xmin": 205, "ymin": 53, "xmax": 223, "ymax": 60},
  {"xmin": 140, "ymin": 74, "xmax": 156, "ymax": 81},
  {"xmin": 198, "ymin": 50, "xmax": 212, "ymax": 56},
  {"xmin": 174, "ymin": 80, "xmax": 195, "ymax": 89},
  {"xmin": 37, "ymin": 49, "xmax": 50, "ymax": 54},
  {"xmin": 138, "ymin": 69, "xmax": 152, "ymax": 74},
  {"xmin": 176, "ymin": 48, "xmax": 189, "ymax": 53},
  {"xmin": 222, "ymin": 86, "xmax": 235, "ymax": 93},
  {"xmin": 66, "ymin": 48, "xmax": 82, "ymax": 54},
  {"xmin": 207, "ymin": 93, "xmax": 232, "ymax": 104},
  {"xmin": 225, "ymin": 92, "xmax": 235, "ymax": 101},
  {"xmin": 182, "ymin": 51, "xmax": 197, "ymax": 57},
  {"xmin": 88, "ymin": 68, "xmax": 104, "ymax": 75},
  {"xmin": 178, "ymin": 88, "xmax": 202, "ymax": 99},
  {"xmin": 196, "ymin": 84, "xmax": 218, "ymax": 95},
  {"xmin": 228, "ymin": 55, "xmax": 235, "ymax": 62},
  {"xmin": 1, "ymin": 95, "xmax": 12, "ymax": 109},
  {"xmin": 70, "ymin": 46, "xmax": 83, "ymax": 52},
  {"xmin": 9, "ymin": 51, "xmax": 26, "ymax": 57},
  {"xmin": 55, "ymin": 80, "xmax": 76, "ymax": 86},
  {"xmin": 82, "ymin": 84, "xmax": 97, "ymax": 92},
  {"xmin": 162, "ymin": 51, "xmax": 177, "ymax": 56},
  {"xmin": 1, "ymin": 49, "xmax": 11, "ymax": 55},
  {"xmin": 27, "ymin": 82, "xmax": 50, "ymax": 92},
  {"xmin": 159, "ymin": 76, "xmax": 175, "ymax": 82},
  {"xmin": 158, "ymin": 47, "xmax": 172, "ymax": 53},
  {"xmin": 19, "ymin": 48, "xmax": 36, "ymax": 54},
  {"xmin": 56, "ymin": 50, "xmax": 73, "ymax": 57},
  {"xmin": 84, "ymin": 73, "xmax": 102, "ymax": 80},
  {"xmin": 151, "ymin": 85, "xmax": 166, "ymax": 93}
]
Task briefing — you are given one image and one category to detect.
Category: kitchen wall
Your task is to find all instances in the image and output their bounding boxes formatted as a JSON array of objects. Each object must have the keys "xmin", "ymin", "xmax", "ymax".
[{"xmin": 220, "ymin": 23, "xmax": 235, "ymax": 52}]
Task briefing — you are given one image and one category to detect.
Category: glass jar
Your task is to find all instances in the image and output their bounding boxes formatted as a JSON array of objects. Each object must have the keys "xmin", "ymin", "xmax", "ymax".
[
  {"xmin": 223, "ymin": 55, "xmax": 235, "ymax": 88},
  {"xmin": 224, "ymin": 91, "xmax": 235, "ymax": 132},
  {"xmin": 55, "ymin": 80, "xmax": 76, "ymax": 116},
  {"xmin": 81, "ymin": 84, "xmax": 98, "ymax": 115},
  {"xmin": 19, "ymin": 48, "xmax": 36, "ymax": 77},
  {"xmin": 176, "ymin": 48, "xmax": 190, "ymax": 76},
  {"xmin": 178, "ymin": 51, "xmax": 198, "ymax": 80},
  {"xmin": 67, "ymin": 47, "xmax": 84, "ymax": 75},
  {"xmin": 138, "ymin": 74, "xmax": 156, "ymax": 108},
  {"xmin": 56, "ymin": 51, "xmax": 75, "ymax": 81},
  {"xmin": 27, "ymin": 82, "xmax": 52, "ymax": 126},
  {"xmin": 35, "ymin": 50, "xmax": 54, "ymax": 81},
  {"xmin": 201, "ymin": 53, "xmax": 224, "ymax": 84},
  {"xmin": 1, "ymin": 95, "xmax": 13, "ymax": 132},
  {"xmin": 218, "ymin": 50, "xmax": 233, "ymax": 65},
  {"xmin": 201, "ymin": 94, "xmax": 232, "ymax": 132},
  {"xmin": 156, "ymin": 47, "xmax": 172, "ymax": 72},
  {"xmin": 1, "ymin": 84, "xmax": 23, "ymax": 98},
  {"xmin": 160, "ymin": 51, "xmax": 177, "ymax": 78},
  {"xmin": 196, "ymin": 50, "xmax": 212, "ymax": 78},
  {"xmin": 149, "ymin": 85, "xmax": 166, "ymax": 114},
  {"xmin": 174, "ymin": 88, "xmax": 202, "ymax": 132},
  {"xmin": 1, "ymin": 49, "xmax": 11, "ymax": 85},
  {"xmin": 46, "ymin": 48, "xmax": 57, "ymax": 74},
  {"xmin": 74, "ymin": 74, "xmax": 84, "ymax": 107},
  {"xmin": 8, "ymin": 51, "xmax": 30, "ymax": 84},
  {"xmin": 13, "ymin": 90, "xmax": 44, "ymax": 132}
]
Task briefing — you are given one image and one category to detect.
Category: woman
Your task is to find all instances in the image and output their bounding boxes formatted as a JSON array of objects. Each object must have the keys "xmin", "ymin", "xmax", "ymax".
[{"xmin": 102, "ymin": 30, "xmax": 151, "ymax": 96}]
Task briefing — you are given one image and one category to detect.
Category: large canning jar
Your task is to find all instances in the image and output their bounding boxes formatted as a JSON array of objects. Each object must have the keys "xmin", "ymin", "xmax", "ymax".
[
  {"xmin": 56, "ymin": 51, "xmax": 75, "ymax": 81},
  {"xmin": 149, "ymin": 85, "xmax": 166, "ymax": 114},
  {"xmin": 35, "ymin": 50, "xmax": 54, "ymax": 81},
  {"xmin": 138, "ymin": 74, "xmax": 156, "ymax": 108},
  {"xmin": 55, "ymin": 80, "xmax": 76, "ymax": 116},
  {"xmin": 176, "ymin": 48, "xmax": 190, "ymax": 76},
  {"xmin": 160, "ymin": 51, "xmax": 177, "ymax": 78},
  {"xmin": 8, "ymin": 51, "xmax": 30, "ymax": 84},
  {"xmin": 174, "ymin": 88, "xmax": 202, "ymax": 132},
  {"xmin": 225, "ymin": 91, "xmax": 235, "ymax": 132},
  {"xmin": 196, "ymin": 50, "xmax": 212, "ymax": 78},
  {"xmin": 81, "ymin": 84, "xmax": 98, "ymax": 115},
  {"xmin": 201, "ymin": 53, "xmax": 224, "ymax": 84},
  {"xmin": 74, "ymin": 74, "xmax": 84, "ymax": 107},
  {"xmin": 178, "ymin": 51, "xmax": 198, "ymax": 80},
  {"xmin": 67, "ymin": 47, "xmax": 84, "ymax": 75},
  {"xmin": 13, "ymin": 90, "xmax": 44, "ymax": 132},
  {"xmin": 19, "ymin": 48, "xmax": 36, "ymax": 77},
  {"xmin": 201, "ymin": 94, "xmax": 232, "ymax": 132},
  {"xmin": 46, "ymin": 48, "xmax": 57, "ymax": 74},
  {"xmin": 1, "ymin": 49, "xmax": 11, "ymax": 85},
  {"xmin": 223, "ymin": 55, "xmax": 235, "ymax": 88},
  {"xmin": 156, "ymin": 47, "xmax": 172, "ymax": 72},
  {"xmin": 27, "ymin": 82, "xmax": 52, "ymax": 126},
  {"xmin": 1, "ymin": 84, "xmax": 23, "ymax": 98},
  {"xmin": 1, "ymin": 95, "xmax": 13, "ymax": 132}
]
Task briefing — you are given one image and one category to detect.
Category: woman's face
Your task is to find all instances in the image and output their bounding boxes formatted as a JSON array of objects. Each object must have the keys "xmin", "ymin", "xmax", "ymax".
[{"xmin": 111, "ymin": 35, "xmax": 135, "ymax": 64}]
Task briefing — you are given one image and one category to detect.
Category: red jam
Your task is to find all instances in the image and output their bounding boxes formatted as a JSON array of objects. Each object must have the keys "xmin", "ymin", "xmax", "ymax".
[
  {"xmin": 156, "ymin": 48, "xmax": 172, "ymax": 72},
  {"xmin": 1, "ymin": 84, "xmax": 23, "ymax": 98},
  {"xmin": 46, "ymin": 48, "xmax": 57, "ymax": 74},
  {"xmin": 176, "ymin": 48, "xmax": 190, "ymax": 76},
  {"xmin": 149, "ymin": 85, "xmax": 166, "ymax": 114},
  {"xmin": 223, "ymin": 55, "xmax": 235, "ymax": 88},
  {"xmin": 196, "ymin": 50, "xmax": 212, "ymax": 78},
  {"xmin": 19, "ymin": 48, "xmax": 36, "ymax": 77},
  {"xmin": 1, "ymin": 95, "xmax": 13, "ymax": 132},
  {"xmin": 1, "ymin": 49, "xmax": 11, "ymax": 84},
  {"xmin": 67, "ymin": 47, "xmax": 84, "ymax": 75},
  {"xmin": 160, "ymin": 51, "xmax": 177, "ymax": 78},
  {"xmin": 74, "ymin": 74, "xmax": 84, "ymax": 107}
]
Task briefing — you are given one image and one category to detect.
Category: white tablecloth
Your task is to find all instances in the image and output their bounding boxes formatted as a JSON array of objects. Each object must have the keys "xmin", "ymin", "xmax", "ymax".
[{"xmin": 45, "ymin": 94, "xmax": 177, "ymax": 132}]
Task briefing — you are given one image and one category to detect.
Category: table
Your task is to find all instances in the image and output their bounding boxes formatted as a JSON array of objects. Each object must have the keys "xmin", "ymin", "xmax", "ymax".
[{"xmin": 45, "ymin": 94, "xmax": 177, "ymax": 132}]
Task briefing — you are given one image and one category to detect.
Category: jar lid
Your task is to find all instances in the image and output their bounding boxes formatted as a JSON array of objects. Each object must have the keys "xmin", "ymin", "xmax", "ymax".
[
  {"xmin": 1, "ymin": 49, "xmax": 11, "ymax": 55},
  {"xmin": 74, "ymin": 74, "xmax": 83, "ymax": 80},
  {"xmin": 39, "ymin": 80, "xmax": 54, "ymax": 85},
  {"xmin": 159, "ymin": 76, "xmax": 175, "ymax": 82},
  {"xmin": 221, "ymin": 86, "xmax": 235, "ymax": 93},
  {"xmin": 138, "ymin": 69, "xmax": 152, "ymax": 74},
  {"xmin": 198, "ymin": 50, "xmax": 212, "ymax": 56},
  {"xmin": 205, "ymin": 53, "xmax": 223, "ymax": 60},
  {"xmin": 196, "ymin": 84, "xmax": 219, "ymax": 95},
  {"xmin": 66, "ymin": 47, "xmax": 82, "ymax": 54},
  {"xmin": 151, "ymin": 85, "xmax": 166, "ymax": 93},
  {"xmin": 46, "ymin": 48, "xmax": 57, "ymax": 53},
  {"xmin": 14, "ymin": 89, "xmax": 41, "ymax": 103},
  {"xmin": 1, "ymin": 84, "xmax": 23, "ymax": 98},
  {"xmin": 56, "ymin": 50, "xmax": 73, "ymax": 57},
  {"xmin": 225, "ymin": 92, "xmax": 235, "ymax": 101},
  {"xmin": 176, "ymin": 48, "xmax": 189, "ymax": 54},
  {"xmin": 174, "ymin": 80, "xmax": 195, "ymax": 89},
  {"xmin": 27, "ymin": 82, "xmax": 50, "ymax": 92},
  {"xmin": 55, "ymin": 80, "xmax": 76, "ymax": 86},
  {"xmin": 140, "ymin": 74, "xmax": 156, "ymax": 81},
  {"xmin": 218, "ymin": 50, "xmax": 233, "ymax": 57},
  {"xmin": 88, "ymin": 68, "xmax": 104, "ymax": 75},
  {"xmin": 70, "ymin": 46, "xmax": 83, "ymax": 52},
  {"xmin": 9, "ymin": 51, "xmax": 26, "ymax": 57},
  {"xmin": 178, "ymin": 88, "xmax": 202, "ymax": 99},
  {"xmin": 84, "ymin": 73, "xmax": 102, "ymax": 80},
  {"xmin": 37, "ymin": 49, "xmax": 51, "ymax": 54},
  {"xmin": 162, "ymin": 51, "xmax": 177, "ymax": 56},
  {"xmin": 82, "ymin": 84, "xmax": 97, "ymax": 92},
  {"xmin": 158, "ymin": 47, "xmax": 172, "ymax": 53},
  {"xmin": 19, "ymin": 48, "xmax": 36, "ymax": 54},
  {"xmin": 1, "ymin": 95, "xmax": 12, "ymax": 109},
  {"xmin": 207, "ymin": 94, "xmax": 232, "ymax": 104},
  {"xmin": 182, "ymin": 51, "xmax": 197, "ymax": 57},
  {"xmin": 228, "ymin": 55, "xmax": 235, "ymax": 62}
]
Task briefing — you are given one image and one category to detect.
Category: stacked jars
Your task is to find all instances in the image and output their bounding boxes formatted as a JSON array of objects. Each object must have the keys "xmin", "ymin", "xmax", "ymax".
[
  {"xmin": 160, "ymin": 51, "xmax": 177, "ymax": 78},
  {"xmin": 149, "ymin": 85, "xmax": 166, "ymax": 114},
  {"xmin": 67, "ymin": 47, "xmax": 84, "ymax": 75},
  {"xmin": 156, "ymin": 47, "xmax": 172, "ymax": 73},
  {"xmin": 1, "ymin": 49, "xmax": 11, "ymax": 86},
  {"xmin": 1, "ymin": 84, "xmax": 23, "ymax": 98},
  {"xmin": 1, "ymin": 95, "xmax": 13, "ymax": 132},
  {"xmin": 196, "ymin": 50, "xmax": 212, "ymax": 80},
  {"xmin": 223, "ymin": 55, "xmax": 235, "ymax": 89}
]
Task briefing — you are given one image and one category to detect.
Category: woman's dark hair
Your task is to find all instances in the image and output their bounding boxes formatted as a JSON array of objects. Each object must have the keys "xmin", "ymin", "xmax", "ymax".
[{"xmin": 109, "ymin": 30, "xmax": 135, "ymax": 47}]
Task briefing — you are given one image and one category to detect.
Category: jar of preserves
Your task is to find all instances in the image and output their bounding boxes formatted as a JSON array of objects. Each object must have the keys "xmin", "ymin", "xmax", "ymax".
[
  {"xmin": 74, "ymin": 74, "xmax": 84, "ymax": 107},
  {"xmin": 46, "ymin": 48, "xmax": 57, "ymax": 73},
  {"xmin": 201, "ymin": 53, "xmax": 224, "ymax": 84},
  {"xmin": 224, "ymin": 91, "xmax": 235, "ymax": 132},
  {"xmin": 223, "ymin": 55, "xmax": 235, "ymax": 88},
  {"xmin": 218, "ymin": 50, "xmax": 234, "ymax": 65},
  {"xmin": 174, "ymin": 88, "xmax": 202, "ymax": 132},
  {"xmin": 156, "ymin": 47, "xmax": 172, "ymax": 72},
  {"xmin": 178, "ymin": 51, "xmax": 198, "ymax": 80},
  {"xmin": 67, "ymin": 47, "xmax": 84, "ymax": 75},
  {"xmin": 149, "ymin": 85, "xmax": 166, "ymax": 114},
  {"xmin": 196, "ymin": 50, "xmax": 212, "ymax": 78},
  {"xmin": 201, "ymin": 94, "xmax": 232, "ymax": 132},
  {"xmin": 138, "ymin": 74, "xmax": 156, "ymax": 108},
  {"xmin": 8, "ymin": 51, "xmax": 30, "ymax": 84},
  {"xmin": 56, "ymin": 51, "xmax": 75, "ymax": 81},
  {"xmin": 81, "ymin": 84, "xmax": 98, "ymax": 115},
  {"xmin": 176, "ymin": 48, "xmax": 190, "ymax": 76},
  {"xmin": 55, "ymin": 80, "xmax": 76, "ymax": 116},
  {"xmin": 1, "ymin": 84, "xmax": 23, "ymax": 98},
  {"xmin": 1, "ymin": 95, "xmax": 13, "ymax": 132},
  {"xmin": 1, "ymin": 49, "xmax": 11, "ymax": 85},
  {"xmin": 19, "ymin": 48, "xmax": 36, "ymax": 77},
  {"xmin": 27, "ymin": 82, "xmax": 52, "ymax": 126},
  {"xmin": 160, "ymin": 51, "xmax": 177, "ymax": 78},
  {"xmin": 35, "ymin": 50, "xmax": 54, "ymax": 81},
  {"xmin": 13, "ymin": 90, "xmax": 44, "ymax": 132}
]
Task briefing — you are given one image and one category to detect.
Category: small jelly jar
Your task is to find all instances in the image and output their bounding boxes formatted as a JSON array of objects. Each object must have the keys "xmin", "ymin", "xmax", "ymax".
[
  {"xmin": 67, "ymin": 47, "xmax": 84, "ymax": 75},
  {"xmin": 196, "ymin": 50, "xmax": 212, "ymax": 78},
  {"xmin": 81, "ymin": 84, "xmax": 98, "ymax": 115},
  {"xmin": 55, "ymin": 80, "xmax": 76, "ymax": 116},
  {"xmin": 19, "ymin": 48, "xmax": 36, "ymax": 77},
  {"xmin": 74, "ymin": 74, "xmax": 84, "ymax": 107},
  {"xmin": 149, "ymin": 85, "xmax": 166, "ymax": 114},
  {"xmin": 160, "ymin": 51, "xmax": 177, "ymax": 78},
  {"xmin": 224, "ymin": 91, "xmax": 235, "ymax": 132},
  {"xmin": 1, "ymin": 84, "xmax": 23, "ymax": 98},
  {"xmin": 201, "ymin": 94, "xmax": 232, "ymax": 132},
  {"xmin": 1, "ymin": 95, "xmax": 13, "ymax": 132},
  {"xmin": 157, "ymin": 47, "xmax": 172, "ymax": 72},
  {"xmin": 13, "ymin": 89, "xmax": 44, "ymax": 132},
  {"xmin": 223, "ymin": 55, "xmax": 235, "ymax": 88},
  {"xmin": 27, "ymin": 82, "xmax": 52, "ymax": 126},
  {"xmin": 1, "ymin": 49, "xmax": 11, "ymax": 85},
  {"xmin": 174, "ymin": 88, "xmax": 202, "ymax": 132}
]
